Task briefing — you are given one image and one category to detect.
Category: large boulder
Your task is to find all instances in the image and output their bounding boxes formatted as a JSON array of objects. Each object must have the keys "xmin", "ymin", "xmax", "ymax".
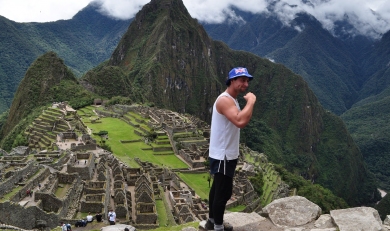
[
  {"xmin": 262, "ymin": 196, "xmax": 321, "ymax": 227},
  {"xmin": 224, "ymin": 212, "xmax": 266, "ymax": 228},
  {"xmin": 330, "ymin": 207, "xmax": 384, "ymax": 231},
  {"xmin": 314, "ymin": 214, "xmax": 336, "ymax": 229}
]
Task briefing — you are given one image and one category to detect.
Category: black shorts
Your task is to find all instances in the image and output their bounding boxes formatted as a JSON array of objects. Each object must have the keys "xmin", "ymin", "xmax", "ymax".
[{"xmin": 209, "ymin": 157, "xmax": 237, "ymax": 178}]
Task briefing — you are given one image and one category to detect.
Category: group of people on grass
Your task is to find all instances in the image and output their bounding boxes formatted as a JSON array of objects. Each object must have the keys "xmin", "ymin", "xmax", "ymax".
[{"xmin": 60, "ymin": 208, "xmax": 116, "ymax": 230}]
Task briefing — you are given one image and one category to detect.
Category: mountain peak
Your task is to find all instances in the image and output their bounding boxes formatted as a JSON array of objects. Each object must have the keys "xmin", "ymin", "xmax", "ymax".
[{"xmin": 108, "ymin": 0, "xmax": 196, "ymax": 67}]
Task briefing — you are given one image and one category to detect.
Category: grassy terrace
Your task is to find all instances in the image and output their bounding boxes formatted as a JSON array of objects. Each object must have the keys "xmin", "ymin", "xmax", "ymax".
[
  {"xmin": 156, "ymin": 199, "xmax": 167, "ymax": 226},
  {"xmin": 80, "ymin": 111, "xmax": 187, "ymax": 169},
  {"xmin": 0, "ymin": 167, "xmax": 44, "ymax": 202},
  {"xmin": 55, "ymin": 184, "xmax": 71, "ymax": 198},
  {"xmin": 243, "ymin": 152, "xmax": 282, "ymax": 206},
  {"xmin": 176, "ymin": 172, "xmax": 210, "ymax": 200},
  {"xmin": 0, "ymin": 185, "xmax": 22, "ymax": 202}
]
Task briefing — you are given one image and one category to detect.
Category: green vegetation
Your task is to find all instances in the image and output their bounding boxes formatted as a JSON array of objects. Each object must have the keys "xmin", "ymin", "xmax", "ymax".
[
  {"xmin": 0, "ymin": 5, "xmax": 131, "ymax": 114},
  {"xmin": 0, "ymin": 52, "xmax": 96, "ymax": 151},
  {"xmin": 159, "ymin": 186, "xmax": 176, "ymax": 226},
  {"xmin": 176, "ymin": 172, "xmax": 210, "ymax": 199},
  {"xmin": 341, "ymin": 96, "xmax": 390, "ymax": 191},
  {"xmin": 156, "ymin": 200, "xmax": 168, "ymax": 227},
  {"xmin": 249, "ymin": 172, "xmax": 264, "ymax": 197},
  {"xmin": 375, "ymin": 193, "xmax": 390, "ymax": 220},
  {"xmin": 274, "ymin": 164, "xmax": 349, "ymax": 213},
  {"xmin": 82, "ymin": 114, "xmax": 187, "ymax": 169},
  {"xmin": 0, "ymin": 185, "xmax": 21, "ymax": 202},
  {"xmin": 227, "ymin": 205, "xmax": 246, "ymax": 212},
  {"xmin": 55, "ymin": 184, "xmax": 70, "ymax": 198}
]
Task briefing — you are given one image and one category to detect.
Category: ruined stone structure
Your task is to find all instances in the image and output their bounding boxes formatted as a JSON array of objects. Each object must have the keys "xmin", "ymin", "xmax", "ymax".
[{"xmin": 0, "ymin": 103, "xmax": 264, "ymax": 230}]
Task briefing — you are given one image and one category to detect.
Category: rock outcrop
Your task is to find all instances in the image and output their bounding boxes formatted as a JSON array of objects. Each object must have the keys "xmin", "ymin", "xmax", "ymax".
[{"xmin": 198, "ymin": 196, "xmax": 389, "ymax": 231}]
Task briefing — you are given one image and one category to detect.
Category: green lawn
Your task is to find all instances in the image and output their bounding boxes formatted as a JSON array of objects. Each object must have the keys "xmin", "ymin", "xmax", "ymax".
[
  {"xmin": 55, "ymin": 184, "xmax": 70, "ymax": 198},
  {"xmin": 176, "ymin": 172, "xmax": 211, "ymax": 200},
  {"xmin": 227, "ymin": 204, "xmax": 246, "ymax": 212},
  {"xmin": 85, "ymin": 117, "xmax": 187, "ymax": 169},
  {"xmin": 156, "ymin": 199, "xmax": 167, "ymax": 227}
]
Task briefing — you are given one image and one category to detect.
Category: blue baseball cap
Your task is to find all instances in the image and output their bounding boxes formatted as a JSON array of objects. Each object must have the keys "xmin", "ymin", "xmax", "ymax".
[{"xmin": 227, "ymin": 67, "xmax": 253, "ymax": 84}]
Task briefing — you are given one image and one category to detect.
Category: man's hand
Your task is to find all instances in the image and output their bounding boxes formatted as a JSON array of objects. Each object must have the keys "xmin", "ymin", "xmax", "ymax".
[{"xmin": 244, "ymin": 92, "xmax": 256, "ymax": 104}]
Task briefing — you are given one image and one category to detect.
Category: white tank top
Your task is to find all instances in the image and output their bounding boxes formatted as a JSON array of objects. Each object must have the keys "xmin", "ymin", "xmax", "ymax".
[{"xmin": 209, "ymin": 92, "xmax": 240, "ymax": 160}]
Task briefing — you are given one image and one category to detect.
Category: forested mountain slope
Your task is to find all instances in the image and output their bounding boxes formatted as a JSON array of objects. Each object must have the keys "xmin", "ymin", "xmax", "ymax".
[{"xmin": 0, "ymin": 2, "xmax": 131, "ymax": 114}]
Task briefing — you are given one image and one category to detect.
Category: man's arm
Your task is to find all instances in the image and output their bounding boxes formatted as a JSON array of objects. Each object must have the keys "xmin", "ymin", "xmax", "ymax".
[{"xmin": 216, "ymin": 92, "xmax": 256, "ymax": 128}]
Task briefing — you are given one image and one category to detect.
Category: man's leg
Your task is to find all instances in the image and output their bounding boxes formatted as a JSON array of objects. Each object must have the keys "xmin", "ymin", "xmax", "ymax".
[
  {"xmin": 208, "ymin": 175, "xmax": 216, "ymax": 220},
  {"xmin": 210, "ymin": 173, "xmax": 233, "ymax": 225}
]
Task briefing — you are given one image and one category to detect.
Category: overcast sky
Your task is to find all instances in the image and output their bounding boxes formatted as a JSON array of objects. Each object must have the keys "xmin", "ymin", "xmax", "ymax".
[{"xmin": 0, "ymin": 0, "xmax": 389, "ymax": 39}]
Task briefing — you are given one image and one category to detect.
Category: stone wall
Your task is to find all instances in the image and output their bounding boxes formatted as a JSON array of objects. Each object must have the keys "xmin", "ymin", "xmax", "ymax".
[
  {"xmin": 36, "ymin": 192, "xmax": 63, "ymax": 213},
  {"xmin": 48, "ymin": 150, "xmax": 70, "ymax": 170},
  {"xmin": 0, "ymin": 161, "xmax": 37, "ymax": 198},
  {"xmin": 56, "ymin": 175, "xmax": 83, "ymax": 219},
  {"xmin": 71, "ymin": 143, "xmax": 97, "ymax": 151},
  {"xmin": 0, "ymin": 201, "xmax": 60, "ymax": 230},
  {"xmin": 80, "ymin": 199, "xmax": 105, "ymax": 213},
  {"xmin": 10, "ymin": 166, "xmax": 50, "ymax": 202},
  {"xmin": 67, "ymin": 153, "xmax": 95, "ymax": 180},
  {"xmin": 136, "ymin": 202, "xmax": 157, "ymax": 224}
]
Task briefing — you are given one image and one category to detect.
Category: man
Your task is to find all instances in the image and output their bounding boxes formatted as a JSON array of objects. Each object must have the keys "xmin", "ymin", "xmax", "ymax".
[
  {"xmin": 95, "ymin": 212, "xmax": 103, "ymax": 222},
  {"xmin": 86, "ymin": 212, "xmax": 94, "ymax": 222},
  {"xmin": 60, "ymin": 222, "xmax": 67, "ymax": 231},
  {"xmin": 108, "ymin": 208, "xmax": 116, "ymax": 225},
  {"xmin": 206, "ymin": 67, "xmax": 256, "ymax": 231}
]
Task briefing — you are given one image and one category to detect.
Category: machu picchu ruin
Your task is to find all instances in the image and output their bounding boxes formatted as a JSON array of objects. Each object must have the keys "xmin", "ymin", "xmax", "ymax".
[{"xmin": 0, "ymin": 102, "xmax": 288, "ymax": 230}]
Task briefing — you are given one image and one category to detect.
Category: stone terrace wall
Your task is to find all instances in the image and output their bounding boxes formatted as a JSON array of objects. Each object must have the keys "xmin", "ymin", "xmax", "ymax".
[
  {"xmin": 48, "ymin": 150, "xmax": 71, "ymax": 171},
  {"xmin": 80, "ymin": 194, "xmax": 105, "ymax": 213},
  {"xmin": 0, "ymin": 161, "xmax": 37, "ymax": 198},
  {"xmin": 10, "ymin": 166, "xmax": 50, "ymax": 202},
  {"xmin": 35, "ymin": 191, "xmax": 63, "ymax": 213},
  {"xmin": 71, "ymin": 143, "xmax": 97, "ymax": 151},
  {"xmin": 0, "ymin": 201, "xmax": 60, "ymax": 230},
  {"xmin": 56, "ymin": 175, "xmax": 82, "ymax": 219},
  {"xmin": 67, "ymin": 153, "xmax": 95, "ymax": 180}
]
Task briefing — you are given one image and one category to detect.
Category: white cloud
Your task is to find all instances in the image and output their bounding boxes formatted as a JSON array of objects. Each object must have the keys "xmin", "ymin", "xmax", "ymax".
[
  {"xmin": 0, "ymin": 0, "xmax": 91, "ymax": 22},
  {"xmin": 94, "ymin": 0, "xmax": 149, "ymax": 20},
  {"xmin": 182, "ymin": 0, "xmax": 269, "ymax": 24},
  {"xmin": 0, "ymin": 0, "xmax": 389, "ymax": 39},
  {"xmin": 268, "ymin": 0, "xmax": 390, "ymax": 38}
]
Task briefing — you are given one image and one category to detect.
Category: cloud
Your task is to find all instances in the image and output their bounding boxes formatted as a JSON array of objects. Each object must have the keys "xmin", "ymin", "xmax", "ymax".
[
  {"xmin": 266, "ymin": 0, "xmax": 390, "ymax": 39},
  {"xmin": 182, "ymin": 0, "xmax": 269, "ymax": 24},
  {"xmin": 0, "ymin": 0, "xmax": 91, "ymax": 22},
  {"xmin": 94, "ymin": 0, "xmax": 149, "ymax": 20},
  {"xmin": 0, "ymin": 0, "xmax": 389, "ymax": 39}
]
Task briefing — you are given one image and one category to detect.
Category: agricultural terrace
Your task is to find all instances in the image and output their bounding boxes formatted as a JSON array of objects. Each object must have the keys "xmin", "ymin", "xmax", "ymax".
[
  {"xmin": 244, "ymin": 152, "xmax": 282, "ymax": 206},
  {"xmin": 78, "ymin": 106, "xmax": 188, "ymax": 169},
  {"xmin": 176, "ymin": 172, "xmax": 211, "ymax": 200}
]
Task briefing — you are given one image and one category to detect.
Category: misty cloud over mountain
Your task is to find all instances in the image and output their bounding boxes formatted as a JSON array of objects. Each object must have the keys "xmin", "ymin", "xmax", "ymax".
[{"xmin": 94, "ymin": 0, "xmax": 390, "ymax": 39}]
